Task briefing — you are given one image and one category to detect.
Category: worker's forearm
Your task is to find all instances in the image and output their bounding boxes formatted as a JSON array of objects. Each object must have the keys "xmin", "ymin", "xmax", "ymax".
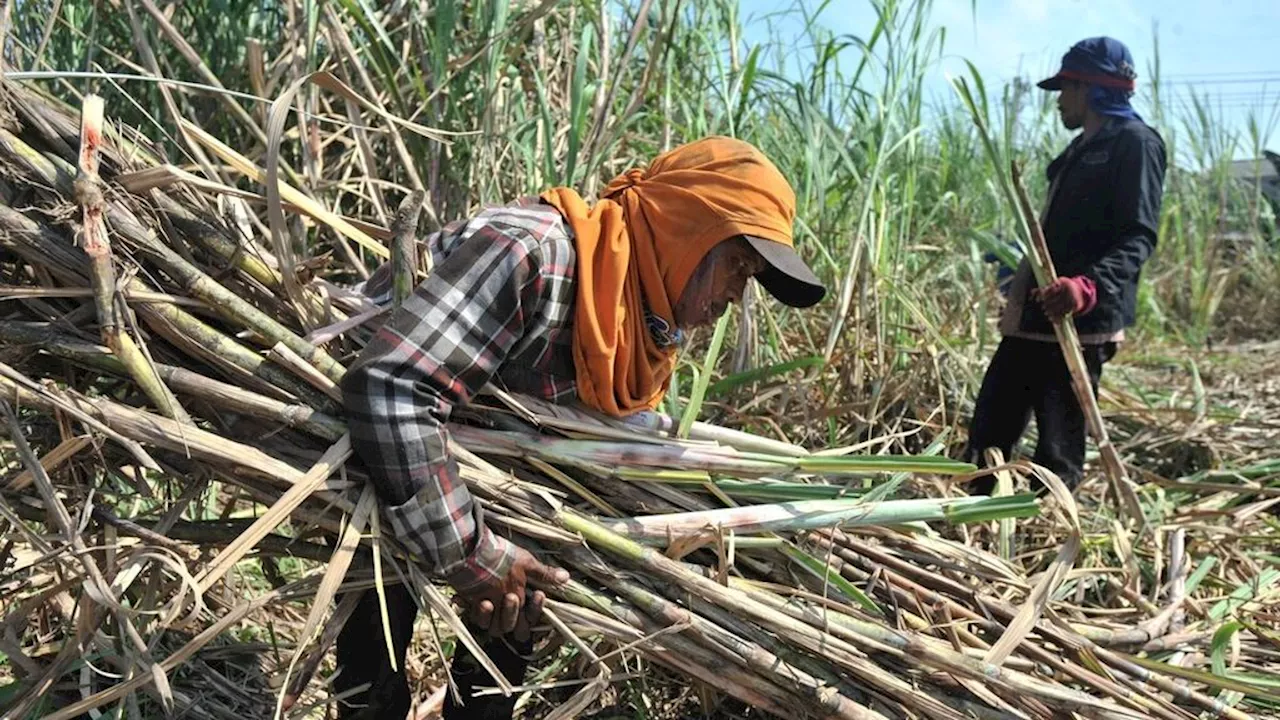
[
  {"xmin": 341, "ymin": 221, "xmax": 545, "ymax": 586},
  {"xmin": 341, "ymin": 360, "xmax": 502, "ymax": 583}
]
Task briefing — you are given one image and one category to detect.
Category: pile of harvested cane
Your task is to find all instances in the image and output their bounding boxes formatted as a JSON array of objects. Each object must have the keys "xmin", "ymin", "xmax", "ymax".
[{"xmin": 0, "ymin": 78, "xmax": 1277, "ymax": 720}]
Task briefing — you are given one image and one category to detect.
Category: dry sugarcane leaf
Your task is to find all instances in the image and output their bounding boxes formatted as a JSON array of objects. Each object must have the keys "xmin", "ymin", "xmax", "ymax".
[
  {"xmin": 403, "ymin": 563, "xmax": 516, "ymax": 700},
  {"xmin": 180, "ymin": 120, "xmax": 389, "ymax": 260},
  {"xmin": 983, "ymin": 461, "xmax": 1081, "ymax": 668},
  {"xmin": 43, "ymin": 581, "xmax": 300, "ymax": 720},
  {"xmin": 275, "ymin": 482, "xmax": 377, "ymax": 718},
  {"xmin": 0, "ymin": 361, "xmax": 160, "ymax": 471},
  {"xmin": 540, "ymin": 606, "xmax": 612, "ymax": 720},
  {"xmin": 116, "ymin": 163, "xmax": 263, "ymax": 201},
  {"xmin": 196, "ymin": 434, "xmax": 351, "ymax": 592},
  {"xmin": 6, "ymin": 433, "xmax": 92, "ymax": 491}
]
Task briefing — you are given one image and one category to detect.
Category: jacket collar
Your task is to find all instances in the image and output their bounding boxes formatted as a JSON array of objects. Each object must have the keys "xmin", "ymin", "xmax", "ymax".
[{"xmin": 1070, "ymin": 116, "xmax": 1133, "ymax": 152}]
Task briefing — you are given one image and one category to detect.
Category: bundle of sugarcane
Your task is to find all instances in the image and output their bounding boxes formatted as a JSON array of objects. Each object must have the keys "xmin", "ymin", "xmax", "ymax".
[{"xmin": 0, "ymin": 78, "xmax": 1275, "ymax": 720}]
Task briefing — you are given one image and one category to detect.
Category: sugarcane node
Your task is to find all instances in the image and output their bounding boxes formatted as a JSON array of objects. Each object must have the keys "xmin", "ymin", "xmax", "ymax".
[{"xmin": 73, "ymin": 174, "xmax": 105, "ymax": 210}]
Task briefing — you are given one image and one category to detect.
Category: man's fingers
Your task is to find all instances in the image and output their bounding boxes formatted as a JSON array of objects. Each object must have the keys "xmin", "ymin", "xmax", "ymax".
[
  {"xmin": 475, "ymin": 599, "xmax": 495, "ymax": 630},
  {"xmin": 513, "ymin": 590, "xmax": 546, "ymax": 643},
  {"xmin": 501, "ymin": 592, "xmax": 520, "ymax": 634},
  {"xmin": 526, "ymin": 590, "xmax": 546, "ymax": 625}
]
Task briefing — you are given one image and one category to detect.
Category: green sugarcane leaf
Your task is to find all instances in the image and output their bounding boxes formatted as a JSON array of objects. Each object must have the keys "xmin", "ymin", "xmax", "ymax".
[
  {"xmin": 782, "ymin": 543, "xmax": 882, "ymax": 615},
  {"xmin": 332, "ymin": 0, "xmax": 406, "ymax": 113},
  {"xmin": 942, "ymin": 494, "xmax": 1041, "ymax": 524},
  {"xmin": 616, "ymin": 467, "xmax": 713, "ymax": 484},
  {"xmin": 1211, "ymin": 621, "xmax": 1245, "ymax": 677},
  {"xmin": 731, "ymin": 45, "xmax": 764, "ymax": 132},
  {"xmin": 564, "ymin": 21, "xmax": 595, "ymax": 185},
  {"xmin": 794, "ymin": 455, "xmax": 977, "ymax": 475},
  {"xmin": 1210, "ymin": 569, "xmax": 1280, "ymax": 621},
  {"xmin": 968, "ymin": 229, "xmax": 1022, "ymax": 269},
  {"xmin": 679, "ymin": 310, "xmax": 731, "ymax": 438},
  {"xmin": 1185, "ymin": 555, "xmax": 1218, "ymax": 595},
  {"xmin": 1125, "ymin": 653, "xmax": 1280, "ymax": 703},
  {"xmin": 711, "ymin": 480, "xmax": 863, "ymax": 502},
  {"xmin": 708, "ymin": 355, "xmax": 826, "ymax": 395}
]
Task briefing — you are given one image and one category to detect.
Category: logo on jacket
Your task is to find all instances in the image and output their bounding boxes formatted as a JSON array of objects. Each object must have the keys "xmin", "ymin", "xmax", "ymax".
[{"xmin": 1082, "ymin": 150, "xmax": 1110, "ymax": 165}]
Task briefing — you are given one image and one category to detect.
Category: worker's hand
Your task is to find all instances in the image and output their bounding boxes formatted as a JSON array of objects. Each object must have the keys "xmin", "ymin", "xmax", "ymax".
[
  {"xmin": 1034, "ymin": 276, "xmax": 1096, "ymax": 319},
  {"xmin": 453, "ymin": 545, "xmax": 569, "ymax": 641}
]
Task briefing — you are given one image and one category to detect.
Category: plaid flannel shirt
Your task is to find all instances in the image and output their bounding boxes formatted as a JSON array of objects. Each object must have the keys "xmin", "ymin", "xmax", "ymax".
[{"xmin": 342, "ymin": 199, "xmax": 578, "ymax": 590}]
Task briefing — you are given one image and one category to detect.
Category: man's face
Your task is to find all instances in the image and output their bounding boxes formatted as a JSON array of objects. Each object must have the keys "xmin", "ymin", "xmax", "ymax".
[
  {"xmin": 1057, "ymin": 80, "xmax": 1089, "ymax": 130},
  {"xmin": 674, "ymin": 237, "xmax": 768, "ymax": 329}
]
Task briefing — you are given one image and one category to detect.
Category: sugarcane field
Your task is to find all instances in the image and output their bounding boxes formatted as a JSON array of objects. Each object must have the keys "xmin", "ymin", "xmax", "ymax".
[{"xmin": 3, "ymin": 1, "xmax": 1280, "ymax": 718}]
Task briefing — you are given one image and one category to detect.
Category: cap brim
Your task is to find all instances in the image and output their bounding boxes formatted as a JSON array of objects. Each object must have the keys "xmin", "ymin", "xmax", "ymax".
[
  {"xmin": 744, "ymin": 235, "xmax": 826, "ymax": 308},
  {"xmin": 1037, "ymin": 74, "xmax": 1065, "ymax": 90}
]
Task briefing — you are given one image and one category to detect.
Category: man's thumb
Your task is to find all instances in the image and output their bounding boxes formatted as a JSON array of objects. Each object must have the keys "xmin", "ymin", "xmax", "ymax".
[{"xmin": 530, "ymin": 561, "xmax": 570, "ymax": 586}]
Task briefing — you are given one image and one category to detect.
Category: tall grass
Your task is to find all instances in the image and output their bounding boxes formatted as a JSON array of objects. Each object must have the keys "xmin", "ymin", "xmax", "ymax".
[
  {"xmin": 3, "ymin": 0, "xmax": 1275, "ymax": 449},
  {"xmin": 1141, "ymin": 49, "xmax": 1280, "ymax": 344}
]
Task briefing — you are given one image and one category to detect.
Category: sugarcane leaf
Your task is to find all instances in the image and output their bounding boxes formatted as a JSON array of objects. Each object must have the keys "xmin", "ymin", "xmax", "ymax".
[
  {"xmin": 678, "ymin": 310, "xmax": 731, "ymax": 439},
  {"xmin": 731, "ymin": 44, "xmax": 763, "ymax": 131},
  {"xmin": 943, "ymin": 495, "xmax": 1040, "ymax": 524},
  {"xmin": 1189, "ymin": 358, "xmax": 1208, "ymax": 422},
  {"xmin": 710, "ymin": 480, "xmax": 861, "ymax": 501},
  {"xmin": 564, "ymin": 21, "xmax": 595, "ymax": 185},
  {"xmin": 531, "ymin": 71, "xmax": 558, "ymax": 186},
  {"xmin": 795, "ymin": 455, "xmax": 977, "ymax": 475},
  {"xmin": 303, "ymin": 0, "xmax": 321, "ymax": 73},
  {"xmin": 984, "ymin": 465, "xmax": 1080, "ymax": 667},
  {"xmin": 968, "ymin": 228, "xmax": 1022, "ymax": 269},
  {"xmin": 1125, "ymin": 653, "xmax": 1280, "ymax": 703},
  {"xmin": 781, "ymin": 542, "xmax": 882, "ymax": 615},
  {"xmin": 1211, "ymin": 621, "xmax": 1245, "ymax": 677},
  {"xmin": 708, "ymin": 355, "xmax": 825, "ymax": 395},
  {"xmin": 1186, "ymin": 555, "xmax": 1218, "ymax": 595},
  {"xmin": 330, "ymin": 0, "xmax": 406, "ymax": 113},
  {"xmin": 1210, "ymin": 569, "xmax": 1280, "ymax": 621},
  {"xmin": 859, "ymin": 474, "xmax": 907, "ymax": 504}
]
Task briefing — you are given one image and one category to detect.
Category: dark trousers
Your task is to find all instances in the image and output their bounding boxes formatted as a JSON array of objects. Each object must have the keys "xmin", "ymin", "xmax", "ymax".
[
  {"xmin": 964, "ymin": 336, "xmax": 1116, "ymax": 495},
  {"xmin": 334, "ymin": 584, "xmax": 533, "ymax": 719}
]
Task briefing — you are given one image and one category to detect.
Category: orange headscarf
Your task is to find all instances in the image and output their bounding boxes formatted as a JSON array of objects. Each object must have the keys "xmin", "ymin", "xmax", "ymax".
[{"xmin": 540, "ymin": 136, "xmax": 797, "ymax": 417}]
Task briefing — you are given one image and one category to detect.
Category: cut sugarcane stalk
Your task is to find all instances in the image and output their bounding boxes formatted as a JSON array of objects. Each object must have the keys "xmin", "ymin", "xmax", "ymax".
[
  {"xmin": 76, "ymin": 94, "xmax": 189, "ymax": 424},
  {"xmin": 603, "ymin": 495, "xmax": 1038, "ymax": 541},
  {"xmin": 1010, "ymin": 161, "xmax": 1146, "ymax": 528}
]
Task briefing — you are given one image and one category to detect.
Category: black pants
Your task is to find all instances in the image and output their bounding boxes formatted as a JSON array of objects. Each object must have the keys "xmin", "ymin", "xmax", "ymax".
[
  {"xmin": 964, "ymin": 337, "xmax": 1116, "ymax": 495},
  {"xmin": 334, "ymin": 584, "xmax": 532, "ymax": 719}
]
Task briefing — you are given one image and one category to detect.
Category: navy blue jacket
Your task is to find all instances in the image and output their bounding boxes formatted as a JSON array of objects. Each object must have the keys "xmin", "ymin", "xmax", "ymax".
[{"xmin": 1017, "ymin": 117, "xmax": 1167, "ymax": 336}]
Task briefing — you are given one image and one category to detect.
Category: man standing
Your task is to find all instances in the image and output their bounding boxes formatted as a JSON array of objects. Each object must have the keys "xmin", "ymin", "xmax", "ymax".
[
  {"xmin": 333, "ymin": 137, "xmax": 826, "ymax": 718},
  {"xmin": 965, "ymin": 37, "xmax": 1167, "ymax": 494}
]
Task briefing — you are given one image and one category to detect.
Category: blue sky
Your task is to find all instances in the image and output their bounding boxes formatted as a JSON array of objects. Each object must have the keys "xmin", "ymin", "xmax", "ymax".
[{"xmin": 738, "ymin": 0, "xmax": 1280, "ymax": 159}]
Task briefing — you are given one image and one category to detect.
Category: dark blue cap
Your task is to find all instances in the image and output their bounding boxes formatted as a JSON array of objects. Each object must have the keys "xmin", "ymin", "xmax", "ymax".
[{"xmin": 1038, "ymin": 37, "xmax": 1138, "ymax": 92}]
